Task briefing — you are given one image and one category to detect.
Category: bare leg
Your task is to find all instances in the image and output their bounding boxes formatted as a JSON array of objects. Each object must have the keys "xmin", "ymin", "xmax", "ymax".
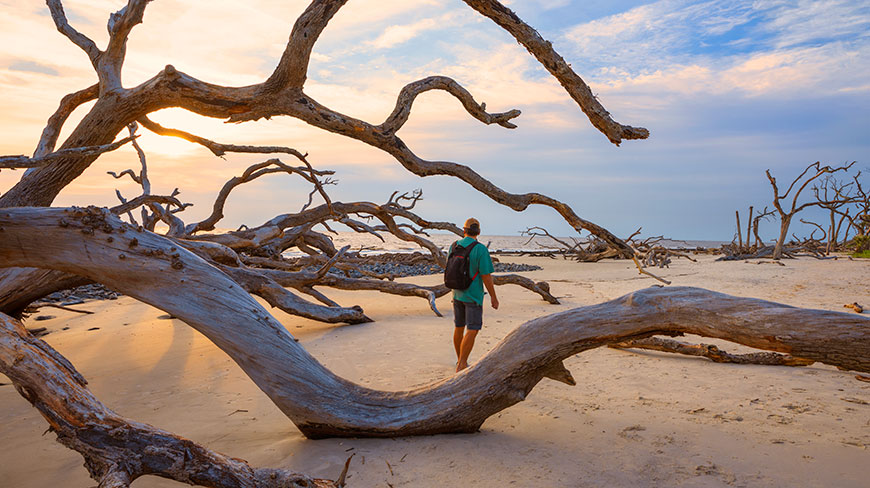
[
  {"xmin": 457, "ymin": 329, "xmax": 479, "ymax": 372},
  {"xmin": 453, "ymin": 326, "xmax": 465, "ymax": 361}
]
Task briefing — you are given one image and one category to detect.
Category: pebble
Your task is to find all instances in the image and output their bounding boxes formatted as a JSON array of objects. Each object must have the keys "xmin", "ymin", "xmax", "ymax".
[{"xmin": 42, "ymin": 284, "xmax": 122, "ymax": 304}]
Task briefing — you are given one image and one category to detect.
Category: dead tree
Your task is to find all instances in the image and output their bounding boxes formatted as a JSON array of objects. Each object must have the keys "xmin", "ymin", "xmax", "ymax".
[
  {"xmin": 2, "ymin": 121, "xmax": 558, "ymax": 320},
  {"xmin": 732, "ymin": 206, "xmax": 759, "ymax": 253},
  {"xmin": 752, "ymin": 206, "xmax": 775, "ymax": 248},
  {"xmin": 521, "ymin": 226, "xmax": 693, "ymax": 269},
  {"xmin": 1, "ymin": 208, "xmax": 868, "ymax": 439},
  {"xmin": 766, "ymin": 161, "xmax": 855, "ymax": 259},
  {"xmin": 812, "ymin": 175, "xmax": 856, "ymax": 253},
  {"xmin": 610, "ymin": 337, "xmax": 815, "ymax": 367},
  {"xmin": 834, "ymin": 171, "xmax": 870, "ymax": 244},
  {"xmin": 0, "ymin": 0, "xmax": 662, "ymax": 315},
  {"xmin": 1, "ymin": 2, "xmax": 865, "ymax": 486}
]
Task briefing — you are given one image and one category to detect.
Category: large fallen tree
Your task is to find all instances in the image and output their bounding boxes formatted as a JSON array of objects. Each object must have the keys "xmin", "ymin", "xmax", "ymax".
[{"xmin": 1, "ymin": 207, "xmax": 868, "ymax": 441}]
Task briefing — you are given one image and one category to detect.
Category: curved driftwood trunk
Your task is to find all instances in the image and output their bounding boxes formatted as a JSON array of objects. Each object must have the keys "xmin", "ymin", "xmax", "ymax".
[
  {"xmin": 2, "ymin": 207, "xmax": 868, "ymax": 439},
  {"xmin": 0, "ymin": 268, "xmax": 88, "ymax": 316},
  {"xmin": 0, "ymin": 313, "xmax": 336, "ymax": 488}
]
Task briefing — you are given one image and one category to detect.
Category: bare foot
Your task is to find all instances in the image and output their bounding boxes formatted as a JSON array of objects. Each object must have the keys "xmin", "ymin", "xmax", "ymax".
[{"xmin": 456, "ymin": 362, "xmax": 468, "ymax": 372}]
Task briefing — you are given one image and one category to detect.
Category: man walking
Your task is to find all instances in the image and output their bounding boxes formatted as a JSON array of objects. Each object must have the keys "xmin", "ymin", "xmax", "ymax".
[{"xmin": 448, "ymin": 217, "xmax": 499, "ymax": 372}]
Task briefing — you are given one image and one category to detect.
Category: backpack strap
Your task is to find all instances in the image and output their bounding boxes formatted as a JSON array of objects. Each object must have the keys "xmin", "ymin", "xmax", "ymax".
[{"xmin": 466, "ymin": 241, "xmax": 480, "ymax": 283}]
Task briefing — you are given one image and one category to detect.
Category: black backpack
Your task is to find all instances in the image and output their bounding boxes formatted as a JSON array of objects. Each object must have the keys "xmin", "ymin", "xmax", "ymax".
[{"xmin": 444, "ymin": 241, "xmax": 479, "ymax": 290}]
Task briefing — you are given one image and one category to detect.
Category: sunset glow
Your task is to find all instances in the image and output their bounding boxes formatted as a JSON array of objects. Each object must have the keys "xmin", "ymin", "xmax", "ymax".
[{"xmin": 1, "ymin": 0, "xmax": 867, "ymax": 238}]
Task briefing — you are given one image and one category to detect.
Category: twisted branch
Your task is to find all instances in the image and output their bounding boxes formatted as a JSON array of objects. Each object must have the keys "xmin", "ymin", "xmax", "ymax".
[
  {"xmin": 379, "ymin": 76, "xmax": 521, "ymax": 133},
  {"xmin": 46, "ymin": 0, "xmax": 100, "ymax": 66},
  {"xmin": 1, "ymin": 208, "xmax": 867, "ymax": 441},
  {"xmin": 461, "ymin": 0, "xmax": 649, "ymax": 145},
  {"xmin": 0, "ymin": 313, "xmax": 337, "ymax": 488},
  {"xmin": 1, "ymin": 137, "xmax": 135, "ymax": 169}
]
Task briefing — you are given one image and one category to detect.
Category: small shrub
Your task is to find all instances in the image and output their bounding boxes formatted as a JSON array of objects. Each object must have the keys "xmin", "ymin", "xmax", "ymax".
[{"xmin": 852, "ymin": 235, "xmax": 870, "ymax": 255}]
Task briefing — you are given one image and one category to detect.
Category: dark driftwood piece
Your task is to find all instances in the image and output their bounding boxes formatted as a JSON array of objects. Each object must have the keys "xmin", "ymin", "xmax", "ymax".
[
  {"xmin": 2, "ymin": 207, "xmax": 868, "ymax": 440},
  {"xmin": 611, "ymin": 337, "xmax": 815, "ymax": 366},
  {"xmin": 0, "ymin": 313, "xmax": 337, "ymax": 488}
]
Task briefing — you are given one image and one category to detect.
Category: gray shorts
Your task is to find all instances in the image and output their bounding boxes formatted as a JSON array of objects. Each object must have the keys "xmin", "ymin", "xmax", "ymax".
[{"xmin": 453, "ymin": 299, "xmax": 483, "ymax": 330}]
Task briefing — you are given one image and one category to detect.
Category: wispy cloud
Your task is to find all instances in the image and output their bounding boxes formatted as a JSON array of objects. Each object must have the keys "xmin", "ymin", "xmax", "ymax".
[
  {"xmin": 8, "ymin": 60, "xmax": 59, "ymax": 76},
  {"xmin": 1, "ymin": 1, "xmax": 868, "ymax": 238},
  {"xmin": 369, "ymin": 12, "xmax": 457, "ymax": 50},
  {"xmin": 562, "ymin": 0, "xmax": 870, "ymax": 98}
]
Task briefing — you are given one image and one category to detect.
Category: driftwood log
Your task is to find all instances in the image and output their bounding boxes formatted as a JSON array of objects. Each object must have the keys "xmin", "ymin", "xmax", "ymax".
[
  {"xmin": 1, "ymin": 207, "xmax": 868, "ymax": 440},
  {"xmin": 610, "ymin": 337, "xmax": 815, "ymax": 366},
  {"xmin": 0, "ymin": 313, "xmax": 339, "ymax": 488}
]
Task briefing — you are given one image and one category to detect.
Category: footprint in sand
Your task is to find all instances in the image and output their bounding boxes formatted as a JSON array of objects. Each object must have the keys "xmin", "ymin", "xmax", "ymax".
[{"xmin": 618, "ymin": 424, "xmax": 646, "ymax": 440}]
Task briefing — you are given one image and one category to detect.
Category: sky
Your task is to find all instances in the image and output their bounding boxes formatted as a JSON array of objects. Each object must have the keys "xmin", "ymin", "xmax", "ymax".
[{"xmin": 0, "ymin": 0, "xmax": 868, "ymax": 241}]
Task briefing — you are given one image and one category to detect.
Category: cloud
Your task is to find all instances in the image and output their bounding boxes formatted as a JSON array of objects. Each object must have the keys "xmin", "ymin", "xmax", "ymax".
[
  {"xmin": 561, "ymin": 0, "xmax": 870, "ymax": 99},
  {"xmin": 8, "ymin": 60, "xmax": 59, "ymax": 76},
  {"xmin": 370, "ymin": 17, "xmax": 442, "ymax": 50},
  {"xmin": 505, "ymin": 0, "xmax": 571, "ymax": 10},
  {"xmin": 757, "ymin": 0, "xmax": 870, "ymax": 49},
  {"xmin": 1, "ymin": 1, "xmax": 868, "ymax": 239}
]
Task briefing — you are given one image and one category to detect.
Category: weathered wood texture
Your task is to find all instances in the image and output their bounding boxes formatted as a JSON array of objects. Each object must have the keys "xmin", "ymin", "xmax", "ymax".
[
  {"xmin": 0, "ymin": 313, "xmax": 336, "ymax": 488},
  {"xmin": 2, "ymin": 207, "xmax": 867, "ymax": 439},
  {"xmin": 611, "ymin": 337, "xmax": 815, "ymax": 366},
  {"xmin": 0, "ymin": 268, "xmax": 89, "ymax": 317}
]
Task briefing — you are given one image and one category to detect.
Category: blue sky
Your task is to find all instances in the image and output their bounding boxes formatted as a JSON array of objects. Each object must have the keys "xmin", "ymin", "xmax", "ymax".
[{"xmin": 1, "ymin": 0, "xmax": 868, "ymax": 240}]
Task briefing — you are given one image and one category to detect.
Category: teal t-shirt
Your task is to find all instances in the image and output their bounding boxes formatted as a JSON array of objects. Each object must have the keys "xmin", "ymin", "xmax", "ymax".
[{"xmin": 450, "ymin": 237, "xmax": 494, "ymax": 306}]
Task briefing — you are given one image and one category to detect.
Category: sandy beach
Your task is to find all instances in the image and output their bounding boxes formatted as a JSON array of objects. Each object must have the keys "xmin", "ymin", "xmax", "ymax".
[{"xmin": 1, "ymin": 254, "xmax": 868, "ymax": 487}]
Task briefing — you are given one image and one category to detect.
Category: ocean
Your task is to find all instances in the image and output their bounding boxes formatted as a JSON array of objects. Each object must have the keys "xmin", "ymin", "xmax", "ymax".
[{"xmin": 302, "ymin": 232, "xmax": 726, "ymax": 256}]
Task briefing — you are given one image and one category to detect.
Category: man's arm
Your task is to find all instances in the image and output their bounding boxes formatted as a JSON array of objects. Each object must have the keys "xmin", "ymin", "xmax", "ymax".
[{"xmin": 482, "ymin": 274, "xmax": 499, "ymax": 310}]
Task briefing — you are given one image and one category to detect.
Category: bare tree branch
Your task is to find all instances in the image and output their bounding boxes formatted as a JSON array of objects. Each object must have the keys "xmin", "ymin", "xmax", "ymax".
[
  {"xmin": 379, "ymin": 76, "xmax": 521, "ymax": 133},
  {"xmin": 101, "ymin": 0, "xmax": 153, "ymax": 90},
  {"xmin": 1, "ymin": 137, "xmax": 135, "ymax": 169},
  {"xmin": 219, "ymin": 265, "xmax": 371, "ymax": 325},
  {"xmin": 1, "ymin": 207, "xmax": 867, "ymax": 440},
  {"xmin": 46, "ymin": 0, "xmax": 101, "ymax": 66},
  {"xmin": 260, "ymin": 0, "xmax": 349, "ymax": 93},
  {"xmin": 185, "ymin": 159, "xmax": 335, "ymax": 235},
  {"xmin": 34, "ymin": 84, "xmax": 99, "ymax": 158},
  {"xmin": 460, "ymin": 0, "xmax": 649, "ymax": 145},
  {"xmin": 138, "ymin": 115, "xmax": 308, "ymax": 159},
  {"xmin": 611, "ymin": 337, "xmax": 815, "ymax": 367},
  {"xmin": 110, "ymin": 194, "xmax": 184, "ymax": 217}
]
